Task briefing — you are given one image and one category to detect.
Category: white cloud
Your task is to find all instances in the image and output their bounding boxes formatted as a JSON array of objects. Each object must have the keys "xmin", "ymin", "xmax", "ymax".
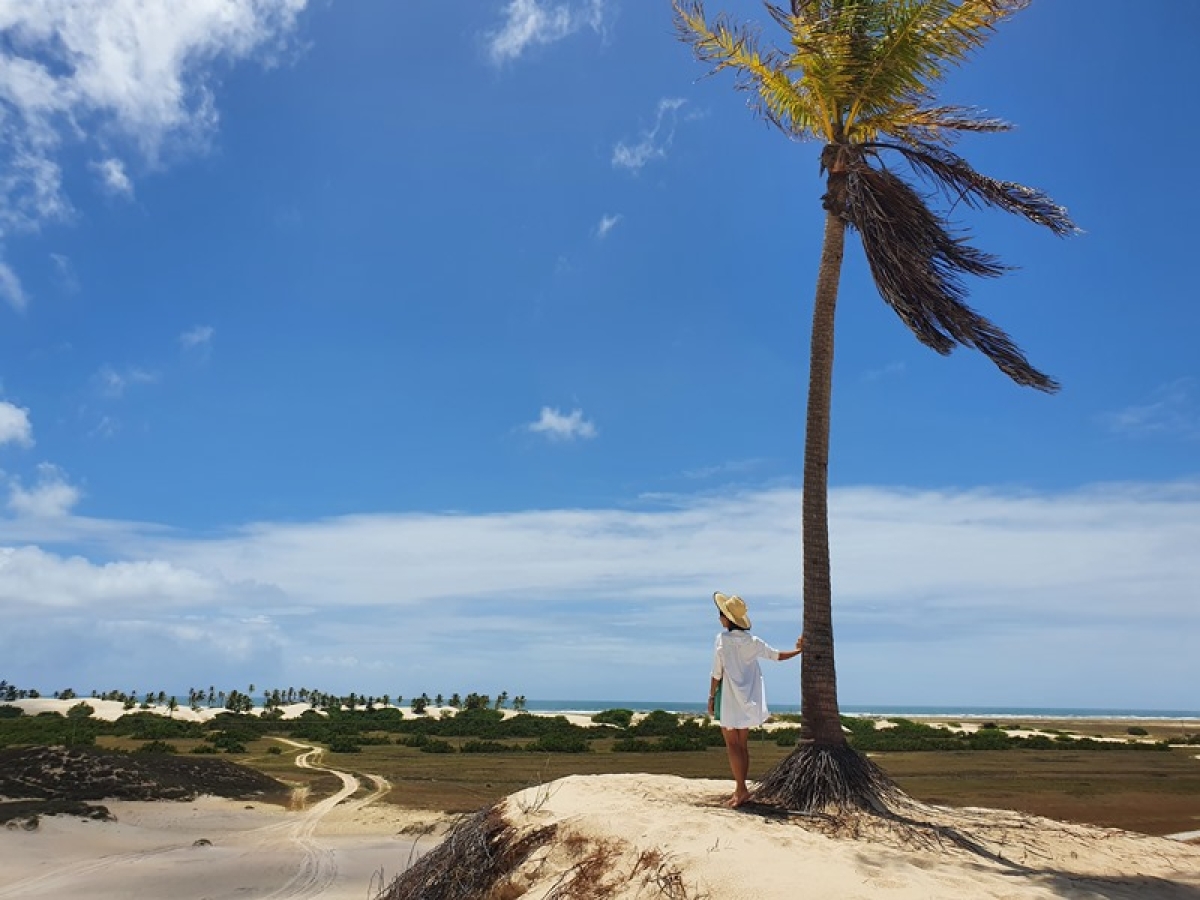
[
  {"xmin": 1103, "ymin": 378, "xmax": 1199, "ymax": 440},
  {"xmin": 528, "ymin": 406, "xmax": 597, "ymax": 441},
  {"xmin": 486, "ymin": 0, "xmax": 607, "ymax": 64},
  {"xmin": 595, "ymin": 213, "xmax": 622, "ymax": 239},
  {"xmin": 91, "ymin": 157, "xmax": 133, "ymax": 197},
  {"xmin": 95, "ymin": 364, "xmax": 158, "ymax": 398},
  {"xmin": 0, "ymin": 400, "xmax": 33, "ymax": 446},
  {"xmin": 0, "ymin": 260, "xmax": 28, "ymax": 310},
  {"xmin": 1, "ymin": 480, "xmax": 1198, "ymax": 707},
  {"xmin": 0, "ymin": 0, "xmax": 307, "ymax": 302},
  {"xmin": 180, "ymin": 324, "xmax": 215, "ymax": 349},
  {"xmin": 7, "ymin": 463, "xmax": 81, "ymax": 518},
  {"xmin": 613, "ymin": 98, "xmax": 687, "ymax": 172}
]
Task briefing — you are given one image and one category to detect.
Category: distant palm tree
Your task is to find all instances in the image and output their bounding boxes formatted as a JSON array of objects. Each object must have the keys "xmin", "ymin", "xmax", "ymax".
[{"xmin": 674, "ymin": 0, "xmax": 1074, "ymax": 811}]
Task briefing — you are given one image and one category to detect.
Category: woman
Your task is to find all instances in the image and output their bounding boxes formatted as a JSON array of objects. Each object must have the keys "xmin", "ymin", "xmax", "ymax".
[{"xmin": 707, "ymin": 591, "xmax": 803, "ymax": 808}]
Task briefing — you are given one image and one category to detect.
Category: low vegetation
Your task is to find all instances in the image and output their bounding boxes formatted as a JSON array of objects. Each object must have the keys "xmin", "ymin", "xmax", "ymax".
[{"xmin": 2, "ymin": 702, "xmax": 1198, "ymax": 835}]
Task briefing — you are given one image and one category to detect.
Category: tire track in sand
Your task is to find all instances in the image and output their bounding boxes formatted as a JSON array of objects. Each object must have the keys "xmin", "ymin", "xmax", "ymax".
[
  {"xmin": 259, "ymin": 738, "xmax": 368, "ymax": 899},
  {"xmin": 0, "ymin": 739, "xmax": 389, "ymax": 900}
]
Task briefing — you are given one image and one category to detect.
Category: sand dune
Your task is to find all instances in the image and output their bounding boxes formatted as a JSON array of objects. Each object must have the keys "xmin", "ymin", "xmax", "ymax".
[{"xmin": 386, "ymin": 773, "xmax": 1200, "ymax": 899}]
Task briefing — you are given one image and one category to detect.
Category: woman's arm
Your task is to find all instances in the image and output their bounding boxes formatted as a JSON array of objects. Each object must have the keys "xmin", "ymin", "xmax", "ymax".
[
  {"xmin": 706, "ymin": 676, "xmax": 720, "ymax": 717},
  {"xmin": 776, "ymin": 635, "xmax": 804, "ymax": 662}
]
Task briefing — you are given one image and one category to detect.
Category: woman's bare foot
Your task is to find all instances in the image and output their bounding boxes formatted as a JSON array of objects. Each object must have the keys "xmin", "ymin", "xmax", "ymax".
[{"xmin": 725, "ymin": 790, "xmax": 751, "ymax": 808}]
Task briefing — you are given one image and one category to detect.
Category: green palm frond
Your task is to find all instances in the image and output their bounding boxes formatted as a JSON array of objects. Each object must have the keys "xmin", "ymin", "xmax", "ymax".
[
  {"xmin": 871, "ymin": 104, "xmax": 1011, "ymax": 147},
  {"xmin": 840, "ymin": 0, "xmax": 1028, "ymax": 133},
  {"xmin": 845, "ymin": 160, "xmax": 1058, "ymax": 391},
  {"xmin": 675, "ymin": 1, "xmax": 834, "ymax": 140},
  {"xmin": 680, "ymin": 1, "xmax": 1030, "ymax": 145}
]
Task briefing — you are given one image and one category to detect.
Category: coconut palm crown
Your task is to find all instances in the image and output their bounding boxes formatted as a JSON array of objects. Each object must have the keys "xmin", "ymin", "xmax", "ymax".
[{"xmin": 673, "ymin": 0, "xmax": 1076, "ymax": 811}]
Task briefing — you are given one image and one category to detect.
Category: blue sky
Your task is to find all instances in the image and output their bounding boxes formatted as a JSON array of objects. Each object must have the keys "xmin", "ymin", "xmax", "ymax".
[{"xmin": 1, "ymin": 0, "xmax": 1197, "ymax": 711}]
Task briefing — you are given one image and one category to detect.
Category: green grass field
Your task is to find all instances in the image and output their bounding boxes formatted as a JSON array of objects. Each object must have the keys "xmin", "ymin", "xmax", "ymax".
[{"xmin": 95, "ymin": 729, "xmax": 1199, "ymax": 838}]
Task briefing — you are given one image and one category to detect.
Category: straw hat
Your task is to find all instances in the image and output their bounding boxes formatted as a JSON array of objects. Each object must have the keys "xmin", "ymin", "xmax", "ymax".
[{"xmin": 713, "ymin": 591, "xmax": 751, "ymax": 629}]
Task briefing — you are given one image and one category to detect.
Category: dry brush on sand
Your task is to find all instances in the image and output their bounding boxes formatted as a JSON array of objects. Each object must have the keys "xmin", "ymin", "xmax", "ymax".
[{"xmin": 379, "ymin": 774, "xmax": 1200, "ymax": 900}]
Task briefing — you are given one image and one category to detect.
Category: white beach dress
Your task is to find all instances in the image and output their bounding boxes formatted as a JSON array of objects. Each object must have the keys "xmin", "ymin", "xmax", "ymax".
[{"xmin": 711, "ymin": 631, "xmax": 781, "ymax": 729}]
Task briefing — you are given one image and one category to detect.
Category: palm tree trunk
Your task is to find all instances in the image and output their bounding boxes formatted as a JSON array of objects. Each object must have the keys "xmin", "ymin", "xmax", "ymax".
[
  {"xmin": 755, "ymin": 190, "xmax": 897, "ymax": 811},
  {"xmin": 800, "ymin": 206, "xmax": 848, "ymax": 747}
]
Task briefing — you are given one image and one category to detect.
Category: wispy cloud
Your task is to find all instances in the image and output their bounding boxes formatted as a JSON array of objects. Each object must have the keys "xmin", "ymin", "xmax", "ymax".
[
  {"xmin": 682, "ymin": 458, "xmax": 765, "ymax": 481},
  {"xmin": 0, "ymin": 401, "xmax": 33, "ymax": 447},
  {"xmin": 0, "ymin": 0, "xmax": 307, "ymax": 306},
  {"xmin": 95, "ymin": 365, "xmax": 159, "ymax": 399},
  {"xmin": 613, "ymin": 98, "xmax": 688, "ymax": 172},
  {"xmin": 528, "ymin": 406, "xmax": 597, "ymax": 441},
  {"xmin": 0, "ymin": 261, "xmax": 27, "ymax": 311},
  {"xmin": 486, "ymin": 0, "xmax": 608, "ymax": 65},
  {"xmin": 594, "ymin": 213, "xmax": 622, "ymax": 239},
  {"xmin": 179, "ymin": 324, "xmax": 215, "ymax": 350},
  {"xmin": 862, "ymin": 361, "xmax": 907, "ymax": 383},
  {"xmin": 49, "ymin": 253, "xmax": 79, "ymax": 293},
  {"xmin": 91, "ymin": 158, "xmax": 134, "ymax": 198},
  {"xmin": 1103, "ymin": 378, "xmax": 1200, "ymax": 440},
  {"xmin": 7, "ymin": 463, "xmax": 81, "ymax": 518}
]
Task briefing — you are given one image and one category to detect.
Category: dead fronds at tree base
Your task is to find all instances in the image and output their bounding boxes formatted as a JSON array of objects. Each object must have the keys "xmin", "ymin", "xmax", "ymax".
[
  {"xmin": 754, "ymin": 741, "xmax": 898, "ymax": 813},
  {"xmin": 375, "ymin": 801, "xmax": 708, "ymax": 900},
  {"xmin": 375, "ymin": 805, "xmax": 555, "ymax": 900}
]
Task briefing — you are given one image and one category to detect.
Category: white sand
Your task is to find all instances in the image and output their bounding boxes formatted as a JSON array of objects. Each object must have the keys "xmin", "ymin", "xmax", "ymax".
[
  {"xmin": 0, "ymin": 737, "xmax": 447, "ymax": 900},
  {"xmin": 496, "ymin": 774, "xmax": 1200, "ymax": 899},
  {"xmin": 6, "ymin": 698, "xmax": 320, "ymax": 723},
  {"xmin": 0, "ymin": 795, "xmax": 443, "ymax": 900}
]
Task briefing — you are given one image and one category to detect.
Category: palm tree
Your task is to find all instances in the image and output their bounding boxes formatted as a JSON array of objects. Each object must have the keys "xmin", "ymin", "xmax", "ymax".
[{"xmin": 674, "ymin": 0, "xmax": 1074, "ymax": 811}]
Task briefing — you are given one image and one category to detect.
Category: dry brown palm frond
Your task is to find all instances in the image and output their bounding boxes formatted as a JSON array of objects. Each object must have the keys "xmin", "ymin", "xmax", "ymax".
[
  {"xmin": 377, "ymin": 805, "xmax": 555, "ymax": 900},
  {"xmin": 870, "ymin": 140, "xmax": 1078, "ymax": 235},
  {"xmin": 842, "ymin": 161, "xmax": 1059, "ymax": 392}
]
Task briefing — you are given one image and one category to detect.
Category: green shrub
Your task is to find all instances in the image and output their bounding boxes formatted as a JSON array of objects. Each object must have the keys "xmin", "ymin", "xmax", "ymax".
[
  {"xmin": 591, "ymin": 708, "xmax": 634, "ymax": 728},
  {"xmin": 190, "ymin": 744, "xmax": 217, "ymax": 754},
  {"xmin": 135, "ymin": 740, "xmax": 178, "ymax": 754},
  {"xmin": 1019, "ymin": 734, "xmax": 1055, "ymax": 749},
  {"xmin": 0, "ymin": 705, "xmax": 22, "ymax": 719},
  {"xmin": 612, "ymin": 738, "xmax": 654, "ymax": 753},
  {"xmin": 653, "ymin": 733, "xmax": 710, "ymax": 752},
  {"xmin": 329, "ymin": 738, "xmax": 361, "ymax": 753},
  {"xmin": 527, "ymin": 732, "xmax": 589, "ymax": 753},
  {"xmin": 631, "ymin": 710, "xmax": 679, "ymax": 736},
  {"xmin": 267, "ymin": 746, "xmax": 283, "ymax": 755},
  {"xmin": 419, "ymin": 739, "xmax": 454, "ymax": 754},
  {"xmin": 461, "ymin": 740, "xmax": 512, "ymax": 753},
  {"xmin": 1126, "ymin": 726, "xmax": 1149, "ymax": 736},
  {"xmin": 966, "ymin": 728, "xmax": 1010, "ymax": 750}
]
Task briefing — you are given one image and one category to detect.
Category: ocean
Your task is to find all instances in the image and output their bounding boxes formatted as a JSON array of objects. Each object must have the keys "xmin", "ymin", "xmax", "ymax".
[{"xmin": 522, "ymin": 700, "xmax": 1200, "ymax": 720}]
